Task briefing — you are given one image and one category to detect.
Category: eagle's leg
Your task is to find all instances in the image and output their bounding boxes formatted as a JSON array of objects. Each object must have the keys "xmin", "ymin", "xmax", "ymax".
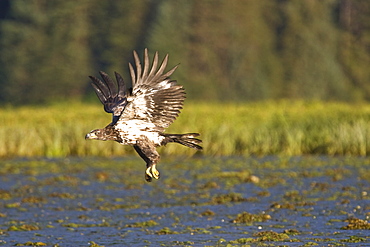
[{"xmin": 134, "ymin": 137, "xmax": 160, "ymax": 182}]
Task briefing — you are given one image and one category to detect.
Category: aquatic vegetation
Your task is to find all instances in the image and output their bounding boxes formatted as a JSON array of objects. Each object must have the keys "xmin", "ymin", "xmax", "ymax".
[
  {"xmin": 156, "ymin": 227, "xmax": 179, "ymax": 235},
  {"xmin": 21, "ymin": 196, "xmax": 47, "ymax": 204},
  {"xmin": 341, "ymin": 236, "xmax": 367, "ymax": 243},
  {"xmin": 61, "ymin": 222, "xmax": 110, "ymax": 228},
  {"xmin": 225, "ymin": 231, "xmax": 292, "ymax": 245},
  {"xmin": 341, "ymin": 217, "xmax": 370, "ymax": 230},
  {"xmin": 253, "ymin": 231, "xmax": 290, "ymax": 241},
  {"xmin": 0, "ymin": 189, "xmax": 11, "ymax": 200},
  {"xmin": 0, "ymin": 156, "xmax": 369, "ymax": 246},
  {"xmin": 125, "ymin": 220, "xmax": 159, "ymax": 228},
  {"xmin": 211, "ymin": 192, "xmax": 247, "ymax": 204},
  {"xmin": 8, "ymin": 224, "xmax": 40, "ymax": 231},
  {"xmin": 283, "ymin": 229, "xmax": 300, "ymax": 236},
  {"xmin": 227, "ymin": 237, "xmax": 254, "ymax": 244},
  {"xmin": 48, "ymin": 192, "xmax": 76, "ymax": 199},
  {"xmin": 88, "ymin": 242, "xmax": 105, "ymax": 247},
  {"xmin": 5, "ymin": 202, "xmax": 21, "ymax": 208},
  {"xmin": 231, "ymin": 211, "xmax": 271, "ymax": 224},
  {"xmin": 15, "ymin": 242, "xmax": 47, "ymax": 246},
  {"xmin": 199, "ymin": 209, "xmax": 215, "ymax": 217}
]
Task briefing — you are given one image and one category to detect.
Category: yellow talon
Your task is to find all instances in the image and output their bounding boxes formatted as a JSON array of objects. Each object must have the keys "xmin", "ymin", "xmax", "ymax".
[
  {"xmin": 145, "ymin": 164, "xmax": 160, "ymax": 182},
  {"xmin": 151, "ymin": 164, "xmax": 160, "ymax": 179}
]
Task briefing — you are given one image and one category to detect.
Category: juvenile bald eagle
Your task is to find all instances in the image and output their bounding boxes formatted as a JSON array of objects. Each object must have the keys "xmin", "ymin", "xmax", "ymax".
[{"xmin": 85, "ymin": 49, "xmax": 202, "ymax": 182}]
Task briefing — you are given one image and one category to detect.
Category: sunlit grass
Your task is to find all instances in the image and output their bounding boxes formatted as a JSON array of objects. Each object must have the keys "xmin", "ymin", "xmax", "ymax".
[{"xmin": 0, "ymin": 100, "xmax": 369, "ymax": 157}]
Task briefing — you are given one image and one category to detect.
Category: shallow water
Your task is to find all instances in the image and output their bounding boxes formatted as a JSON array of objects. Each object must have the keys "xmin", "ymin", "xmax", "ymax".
[{"xmin": 0, "ymin": 156, "xmax": 369, "ymax": 246}]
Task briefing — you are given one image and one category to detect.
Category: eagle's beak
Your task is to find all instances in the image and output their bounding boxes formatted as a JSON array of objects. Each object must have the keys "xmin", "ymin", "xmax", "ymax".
[{"xmin": 85, "ymin": 132, "xmax": 96, "ymax": 140}]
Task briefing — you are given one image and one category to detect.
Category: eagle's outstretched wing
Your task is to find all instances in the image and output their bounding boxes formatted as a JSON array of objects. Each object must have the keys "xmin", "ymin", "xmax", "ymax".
[
  {"xmin": 118, "ymin": 49, "xmax": 185, "ymax": 130},
  {"xmin": 89, "ymin": 71, "xmax": 130, "ymax": 124}
]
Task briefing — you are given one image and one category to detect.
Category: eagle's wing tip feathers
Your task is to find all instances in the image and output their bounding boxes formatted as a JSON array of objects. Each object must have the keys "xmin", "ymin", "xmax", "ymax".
[{"xmin": 88, "ymin": 69, "xmax": 129, "ymax": 117}]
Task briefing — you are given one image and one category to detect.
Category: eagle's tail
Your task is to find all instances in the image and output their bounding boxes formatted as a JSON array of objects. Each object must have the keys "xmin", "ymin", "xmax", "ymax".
[{"xmin": 162, "ymin": 133, "xmax": 203, "ymax": 150}]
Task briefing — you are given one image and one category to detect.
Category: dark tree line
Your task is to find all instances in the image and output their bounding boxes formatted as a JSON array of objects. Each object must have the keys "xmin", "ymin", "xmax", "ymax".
[{"xmin": 0, "ymin": 0, "xmax": 369, "ymax": 104}]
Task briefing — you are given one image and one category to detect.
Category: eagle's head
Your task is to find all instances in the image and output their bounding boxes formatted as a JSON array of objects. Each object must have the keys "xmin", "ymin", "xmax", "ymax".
[
  {"xmin": 85, "ymin": 129, "xmax": 108, "ymax": 141},
  {"xmin": 85, "ymin": 125, "xmax": 122, "ymax": 142}
]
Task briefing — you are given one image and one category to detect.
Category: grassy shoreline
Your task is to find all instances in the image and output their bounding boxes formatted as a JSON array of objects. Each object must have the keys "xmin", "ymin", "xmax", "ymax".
[{"xmin": 0, "ymin": 101, "xmax": 369, "ymax": 157}]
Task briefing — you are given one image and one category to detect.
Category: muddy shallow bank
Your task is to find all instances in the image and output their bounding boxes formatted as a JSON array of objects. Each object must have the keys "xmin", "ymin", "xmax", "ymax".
[{"xmin": 0, "ymin": 156, "xmax": 369, "ymax": 246}]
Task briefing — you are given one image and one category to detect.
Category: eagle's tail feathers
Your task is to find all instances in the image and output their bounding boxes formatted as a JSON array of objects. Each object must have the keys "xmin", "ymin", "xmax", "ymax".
[{"xmin": 163, "ymin": 133, "xmax": 203, "ymax": 150}]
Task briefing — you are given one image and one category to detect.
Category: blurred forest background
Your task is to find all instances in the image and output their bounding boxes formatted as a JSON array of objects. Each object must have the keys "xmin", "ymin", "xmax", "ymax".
[{"xmin": 0, "ymin": 0, "xmax": 369, "ymax": 105}]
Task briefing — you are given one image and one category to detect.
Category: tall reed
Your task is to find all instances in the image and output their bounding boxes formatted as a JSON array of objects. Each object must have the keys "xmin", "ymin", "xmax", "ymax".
[{"xmin": 0, "ymin": 101, "xmax": 369, "ymax": 157}]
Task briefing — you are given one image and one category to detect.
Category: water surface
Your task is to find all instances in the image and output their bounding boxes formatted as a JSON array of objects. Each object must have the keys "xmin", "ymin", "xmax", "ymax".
[{"xmin": 0, "ymin": 156, "xmax": 369, "ymax": 246}]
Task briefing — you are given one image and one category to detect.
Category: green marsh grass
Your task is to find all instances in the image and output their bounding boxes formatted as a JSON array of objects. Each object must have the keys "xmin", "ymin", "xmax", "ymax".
[{"xmin": 0, "ymin": 101, "xmax": 369, "ymax": 157}]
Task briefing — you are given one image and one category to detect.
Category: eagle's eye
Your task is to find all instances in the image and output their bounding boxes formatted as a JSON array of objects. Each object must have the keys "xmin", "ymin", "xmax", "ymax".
[{"xmin": 85, "ymin": 129, "xmax": 105, "ymax": 140}]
